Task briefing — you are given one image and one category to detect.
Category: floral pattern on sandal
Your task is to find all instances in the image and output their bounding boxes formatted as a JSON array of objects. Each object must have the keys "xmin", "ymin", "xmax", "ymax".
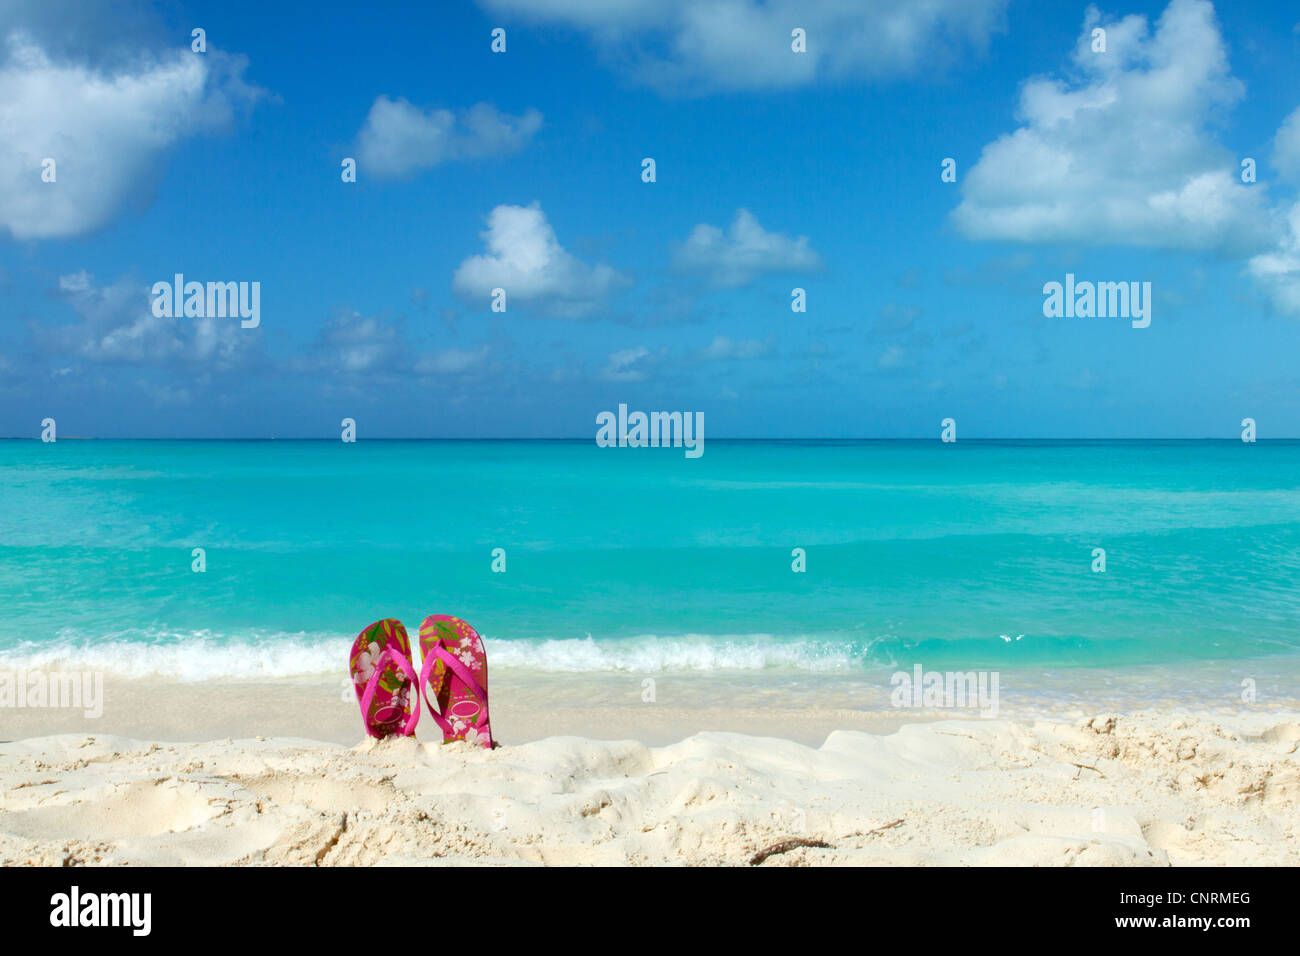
[
  {"xmin": 418, "ymin": 615, "xmax": 493, "ymax": 749},
  {"xmin": 349, "ymin": 618, "xmax": 419, "ymax": 738}
]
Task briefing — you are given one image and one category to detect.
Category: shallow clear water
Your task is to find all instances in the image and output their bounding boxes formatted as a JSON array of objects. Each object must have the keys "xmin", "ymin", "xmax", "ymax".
[{"xmin": 1, "ymin": 439, "xmax": 1297, "ymax": 702}]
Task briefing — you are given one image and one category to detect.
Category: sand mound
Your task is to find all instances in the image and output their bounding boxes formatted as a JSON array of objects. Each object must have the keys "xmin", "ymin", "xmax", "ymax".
[{"xmin": 1, "ymin": 712, "xmax": 1296, "ymax": 866}]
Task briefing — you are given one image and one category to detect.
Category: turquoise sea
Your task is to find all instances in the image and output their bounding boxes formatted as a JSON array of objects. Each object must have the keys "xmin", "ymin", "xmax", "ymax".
[{"xmin": 1, "ymin": 439, "xmax": 1298, "ymax": 708}]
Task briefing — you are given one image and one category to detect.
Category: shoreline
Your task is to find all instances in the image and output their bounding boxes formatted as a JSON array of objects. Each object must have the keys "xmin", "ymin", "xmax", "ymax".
[
  {"xmin": 0, "ymin": 675, "xmax": 932, "ymax": 748},
  {"xmin": 3, "ymin": 664, "xmax": 1298, "ymax": 746}
]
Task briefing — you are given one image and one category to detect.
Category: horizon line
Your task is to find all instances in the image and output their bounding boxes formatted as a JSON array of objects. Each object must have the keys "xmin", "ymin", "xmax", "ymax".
[{"xmin": 2, "ymin": 436, "xmax": 1293, "ymax": 443}]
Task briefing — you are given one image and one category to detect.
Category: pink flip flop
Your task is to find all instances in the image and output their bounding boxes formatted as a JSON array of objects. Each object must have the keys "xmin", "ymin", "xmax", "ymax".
[
  {"xmin": 418, "ymin": 615, "xmax": 493, "ymax": 748},
  {"xmin": 350, "ymin": 618, "xmax": 420, "ymax": 738}
]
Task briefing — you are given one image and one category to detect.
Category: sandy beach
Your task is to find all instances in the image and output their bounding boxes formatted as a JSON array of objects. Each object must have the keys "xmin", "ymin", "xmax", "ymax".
[{"xmin": 2, "ymin": 677, "xmax": 1297, "ymax": 866}]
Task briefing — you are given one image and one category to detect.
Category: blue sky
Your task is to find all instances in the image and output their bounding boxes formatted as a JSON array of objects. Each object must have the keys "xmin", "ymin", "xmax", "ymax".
[{"xmin": 2, "ymin": 0, "xmax": 1300, "ymax": 437}]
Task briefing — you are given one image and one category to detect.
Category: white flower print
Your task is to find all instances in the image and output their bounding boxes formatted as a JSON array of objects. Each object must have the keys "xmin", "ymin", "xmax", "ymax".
[{"xmin": 354, "ymin": 641, "xmax": 381, "ymax": 684}]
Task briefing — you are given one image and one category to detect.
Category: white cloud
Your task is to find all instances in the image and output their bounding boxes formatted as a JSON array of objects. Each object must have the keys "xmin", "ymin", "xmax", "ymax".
[
  {"xmin": 698, "ymin": 335, "xmax": 771, "ymax": 360},
  {"xmin": 294, "ymin": 312, "xmax": 405, "ymax": 375},
  {"xmin": 453, "ymin": 202, "xmax": 629, "ymax": 317},
  {"xmin": 673, "ymin": 208, "xmax": 821, "ymax": 287},
  {"xmin": 950, "ymin": 0, "xmax": 1300, "ymax": 317},
  {"xmin": 952, "ymin": 0, "xmax": 1274, "ymax": 254},
  {"xmin": 415, "ymin": 345, "xmax": 491, "ymax": 375},
  {"xmin": 355, "ymin": 98, "xmax": 541, "ymax": 179},
  {"xmin": 600, "ymin": 345, "xmax": 658, "ymax": 382},
  {"xmin": 292, "ymin": 313, "xmax": 497, "ymax": 379},
  {"xmin": 41, "ymin": 272, "xmax": 253, "ymax": 366},
  {"xmin": 877, "ymin": 345, "xmax": 908, "ymax": 369},
  {"xmin": 1274, "ymin": 106, "xmax": 1300, "ymax": 183},
  {"xmin": 0, "ymin": 32, "xmax": 263, "ymax": 239},
  {"xmin": 477, "ymin": 0, "xmax": 1008, "ymax": 93},
  {"xmin": 1248, "ymin": 202, "xmax": 1300, "ymax": 316}
]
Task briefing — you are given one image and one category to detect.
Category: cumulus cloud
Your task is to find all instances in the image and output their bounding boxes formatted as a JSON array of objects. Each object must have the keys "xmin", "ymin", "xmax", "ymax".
[
  {"xmin": 295, "ymin": 312, "xmax": 406, "ymax": 374},
  {"xmin": 355, "ymin": 98, "xmax": 542, "ymax": 179},
  {"xmin": 599, "ymin": 345, "xmax": 660, "ymax": 382},
  {"xmin": 1274, "ymin": 106, "xmax": 1300, "ymax": 183},
  {"xmin": 0, "ymin": 0, "xmax": 170, "ymax": 67},
  {"xmin": 477, "ymin": 0, "xmax": 1008, "ymax": 93},
  {"xmin": 414, "ymin": 345, "xmax": 491, "ymax": 375},
  {"xmin": 951, "ymin": 0, "xmax": 1300, "ymax": 317},
  {"xmin": 673, "ymin": 208, "xmax": 821, "ymax": 287},
  {"xmin": 952, "ymin": 0, "xmax": 1273, "ymax": 254},
  {"xmin": 453, "ymin": 202, "xmax": 629, "ymax": 317},
  {"xmin": 877, "ymin": 344, "xmax": 909, "ymax": 369},
  {"xmin": 0, "ymin": 31, "xmax": 264, "ymax": 239},
  {"xmin": 11, "ymin": 266, "xmax": 504, "ymax": 405},
  {"xmin": 697, "ymin": 335, "xmax": 772, "ymax": 360},
  {"xmin": 1248, "ymin": 203, "xmax": 1300, "ymax": 316},
  {"xmin": 295, "ymin": 312, "xmax": 496, "ymax": 381},
  {"xmin": 873, "ymin": 303, "xmax": 919, "ymax": 333},
  {"xmin": 38, "ymin": 272, "xmax": 254, "ymax": 367}
]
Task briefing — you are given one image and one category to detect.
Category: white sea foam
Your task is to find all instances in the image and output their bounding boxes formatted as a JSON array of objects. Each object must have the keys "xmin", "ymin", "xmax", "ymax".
[
  {"xmin": 0, "ymin": 631, "xmax": 875, "ymax": 680},
  {"xmin": 0, "ymin": 631, "xmax": 353, "ymax": 681},
  {"xmin": 487, "ymin": 634, "xmax": 866, "ymax": 673}
]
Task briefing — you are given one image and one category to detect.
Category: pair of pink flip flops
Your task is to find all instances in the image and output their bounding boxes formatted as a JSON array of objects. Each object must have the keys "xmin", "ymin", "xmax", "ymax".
[{"xmin": 349, "ymin": 615, "xmax": 493, "ymax": 748}]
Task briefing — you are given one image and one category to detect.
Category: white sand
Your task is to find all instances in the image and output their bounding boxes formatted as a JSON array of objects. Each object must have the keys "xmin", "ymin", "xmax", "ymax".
[{"xmin": 2, "ymin": 709, "xmax": 1297, "ymax": 866}]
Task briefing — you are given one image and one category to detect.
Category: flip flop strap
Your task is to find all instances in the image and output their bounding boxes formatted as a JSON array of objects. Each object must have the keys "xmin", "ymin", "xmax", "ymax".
[
  {"xmin": 360, "ymin": 646, "xmax": 420, "ymax": 736},
  {"xmin": 432, "ymin": 641, "xmax": 489, "ymax": 728},
  {"xmin": 418, "ymin": 648, "xmax": 456, "ymax": 738}
]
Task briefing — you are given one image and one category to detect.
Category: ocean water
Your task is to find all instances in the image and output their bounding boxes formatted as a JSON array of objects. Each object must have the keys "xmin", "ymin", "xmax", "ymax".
[{"xmin": 1, "ymin": 439, "xmax": 1298, "ymax": 707}]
